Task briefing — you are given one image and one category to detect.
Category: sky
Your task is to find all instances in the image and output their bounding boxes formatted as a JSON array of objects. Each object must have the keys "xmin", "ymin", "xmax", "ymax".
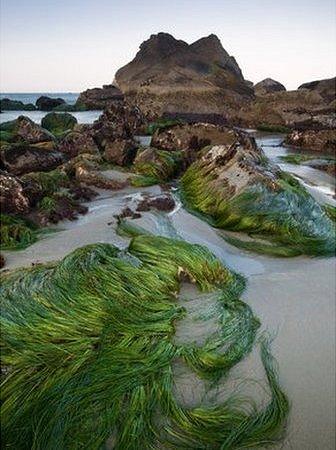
[{"xmin": 0, "ymin": 0, "xmax": 335, "ymax": 92}]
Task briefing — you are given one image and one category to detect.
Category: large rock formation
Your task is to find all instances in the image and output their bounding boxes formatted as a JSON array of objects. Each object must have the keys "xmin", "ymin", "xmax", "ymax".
[
  {"xmin": 254, "ymin": 78, "xmax": 286, "ymax": 96},
  {"xmin": 76, "ymin": 84, "xmax": 124, "ymax": 110},
  {"xmin": 298, "ymin": 77, "xmax": 335, "ymax": 103},
  {"xmin": 0, "ymin": 98, "xmax": 36, "ymax": 111},
  {"xmin": 115, "ymin": 33, "xmax": 253, "ymax": 118}
]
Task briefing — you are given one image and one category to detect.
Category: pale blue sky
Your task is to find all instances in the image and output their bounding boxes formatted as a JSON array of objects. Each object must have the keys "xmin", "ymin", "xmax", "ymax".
[{"xmin": 1, "ymin": 0, "xmax": 335, "ymax": 92}]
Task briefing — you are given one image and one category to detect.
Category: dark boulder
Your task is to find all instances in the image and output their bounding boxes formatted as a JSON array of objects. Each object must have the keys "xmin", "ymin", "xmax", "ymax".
[
  {"xmin": 1, "ymin": 143, "xmax": 64, "ymax": 175},
  {"xmin": 58, "ymin": 128, "xmax": 99, "ymax": 158},
  {"xmin": 36, "ymin": 96, "xmax": 66, "ymax": 111},
  {"xmin": 104, "ymin": 139, "xmax": 138, "ymax": 166}
]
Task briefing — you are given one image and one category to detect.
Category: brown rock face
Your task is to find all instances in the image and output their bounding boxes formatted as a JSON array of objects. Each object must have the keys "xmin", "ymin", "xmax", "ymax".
[
  {"xmin": 10, "ymin": 116, "xmax": 55, "ymax": 144},
  {"xmin": 76, "ymin": 84, "xmax": 124, "ymax": 110},
  {"xmin": 0, "ymin": 170, "xmax": 30, "ymax": 214},
  {"xmin": 115, "ymin": 33, "xmax": 253, "ymax": 117},
  {"xmin": 151, "ymin": 123, "xmax": 238, "ymax": 151},
  {"xmin": 284, "ymin": 129, "xmax": 336, "ymax": 153},
  {"xmin": 298, "ymin": 77, "xmax": 335, "ymax": 103},
  {"xmin": 254, "ymin": 78, "xmax": 286, "ymax": 96},
  {"xmin": 104, "ymin": 139, "xmax": 138, "ymax": 166},
  {"xmin": 235, "ymin": 89, "xmax": 336, "ymax": 130},
  {"xmin": 1, "ymin": 143, "xmax": 64, "ymax": 175},
  {"xmin": 58, "ymin": 129, "xmax": 99, "ymax": 158}
]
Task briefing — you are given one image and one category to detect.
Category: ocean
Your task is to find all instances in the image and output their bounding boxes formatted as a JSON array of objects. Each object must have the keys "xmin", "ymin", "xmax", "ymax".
[{"xmin": 0, "ymin": 93, "xmax": 102, "ymax": 124}]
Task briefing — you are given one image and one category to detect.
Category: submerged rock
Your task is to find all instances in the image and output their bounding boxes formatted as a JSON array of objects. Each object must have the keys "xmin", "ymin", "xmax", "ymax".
[
  {"xmin": 285, "ymin": 129, "xmax": 336, "ymax": 153},
  {"xmin": 41, "ymin": 112, "xmax": 78, "ymax": 136},
  {"xmin": 254, "ymin": 78, "xmax": 286, "ymax": 96},
  {"xmin": 181, "ymin": 131, "xmax": 335, "ymax": 256},
  {"xmin": 1, "ymin": 143, "xmax": 64, "ymax": 175},
  {"xmin": 76, "ymin": 84, "xmax": 124, "ymax": 110},
  {"xmin": 36, "ymin": 96, "xmax": 66, "ymax": 111}
]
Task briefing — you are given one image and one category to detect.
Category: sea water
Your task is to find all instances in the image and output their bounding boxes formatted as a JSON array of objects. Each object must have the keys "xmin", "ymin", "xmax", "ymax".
[{"xmin": 0, "ymin": 92, "xmax": 103, "ymax": 124}]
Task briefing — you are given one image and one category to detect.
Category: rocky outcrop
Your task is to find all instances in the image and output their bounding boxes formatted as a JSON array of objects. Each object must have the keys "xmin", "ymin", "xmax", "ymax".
[
  {"xmin": 136, "ymin": 194, "xmax": 175, "ymax": 212},
  {"xmin": 104, "ymin": 139, "xmax": 138, "ymax": 166},
  {"xmin": 0, "ymin": 170, "xmax": 30, "ymax": 214},
  {"xmin": 181, "ymin": 131, "xmax": 335, "ymax": 256},
  {"xmin": 58, "ymin": 127, "xmax": 99, "ymax": 158},
  {"xmin": 0, "ymin": 98, "xmax": 36, "ymax": 111},
  {"xmin": 152, "ymin": 122, "xmax": 238, "ymax": 151},
  {"xmin": 1, "ymin": 143, "xmax": 64, "ymax": 175},
  {"xmin": 91, "ymin": 103, "xmax": 145, "ymax": 165},
  {"xmin": 0, "ymin": 116, "xmax": 55, "ymax": 144},
  {"xmin": 41, "ymin": 113, "xmax": 78, "ymax": 135},
  {"xmin": 235, "ymin": 89, "xmax": 336, "ymax": 130},
  {"xmin": 254, "ymin": 78, "xmax": 286, "ymax": 96},
  {"xmin": 36, "ymin": 96, "xmax": 66, "ymax": 111},
  {"xmin": 115, "ymin": 33, "xmax": 253, "ymax": 118},
  {"xmin": 76, "ymin": 85, "xmax": 124, "ymax": 110},
  {"xmin": 298, "ymin": 77, "xmax": 335, "ymax": 103},
  {"xmin": 284, "ymin": 129, "xmax": 336, "ymax": 153}
]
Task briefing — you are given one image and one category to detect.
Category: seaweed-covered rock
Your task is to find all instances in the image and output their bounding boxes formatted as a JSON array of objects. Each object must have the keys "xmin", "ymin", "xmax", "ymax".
[
  {"xmin": 41, "ymin": 113, "xmax": 78, "ymax": 136},
  {"xmin": 284, "ymin": 129, "xmax": 336, "ymax": 153},
  {"xmin": 254, "ymin": 78, "xmax": 286, "ymax": 96},
  {"xmin": 0, "ymin": 116, "xmax": 55, "ymax": 144},
  {"xmin": 58, "ymin": 128, "xmax": 99, "ymax": 158},
  {"xmin": 133, "ymin": 147, "xmax": 183, "ymax": 185},
  {"xmin": 181, "ymin": 131, "xmax": 335, "ymax": 256},
  {"xmin": 104, "ymin": 139, "xmax": 138, "ymax": 166},
  {"xmin": 0, "ymin": 170, "xmax": 30, "ymax": 214},
  {"xmin": 152, "ymin": 122, "xmax": 238, "ymax": 152},
  {"xmin": 0, "ymin": 98, "xmax": 36, "ymax": 111},
  {"xmin": 1, "ymin": 143, "xmax": 64, "ymax": 175},
  {"xmin": 36, "ymin": 96, "xmax": 66, "ymax": 111}
]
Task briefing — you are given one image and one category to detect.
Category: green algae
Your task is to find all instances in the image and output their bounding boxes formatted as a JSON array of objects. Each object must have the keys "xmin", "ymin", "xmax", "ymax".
[
  {"xmin": 280, "ymin": 154, "xmax": 336, "ymax": 165},
  {"xmin": 41, "ymin": 112, "xmax": 77, "ymax": 136},
  {"xmin": 0, "ymin": 214, "xmax": 38, "ymax": 250},
  {"xmin": 181, "ymin": 163, "xmax": 336, "ymax": 257},
  {"xmin": 147, "ymin": 118, "xmax": 183, "ymax": 135},
  {"xmin": 133, "ymin": 149, "xmax": 183, "ymax": 186},
  {"xmin": 1, "ymin": 235, "xmax": 289, "ymax": 449}
]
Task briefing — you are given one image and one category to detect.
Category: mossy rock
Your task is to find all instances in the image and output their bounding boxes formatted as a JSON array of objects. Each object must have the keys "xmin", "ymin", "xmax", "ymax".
[
  {"xmin": 41, "ymin": 112, "xmax": 78, "ymax": 136},
  {"xmin": 0, "ymin": 214, "xmax": 38, "ymax": 250}
]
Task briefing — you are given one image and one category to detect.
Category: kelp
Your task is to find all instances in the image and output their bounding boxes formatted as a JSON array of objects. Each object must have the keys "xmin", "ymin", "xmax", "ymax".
[
  {"xmin": 1, "ymin": 235, "xmax": 289, "ymax": 449},
  {"xmin": 0, "ymin": 214, "xmax": 38, "ymax": 250},
  {"xmin": 133, "ymin": 149, "xmax": 183, "ymax": 185},
  {"xmin": 181, "ymin": 161, "xmax": 336, "ymax": 257}
]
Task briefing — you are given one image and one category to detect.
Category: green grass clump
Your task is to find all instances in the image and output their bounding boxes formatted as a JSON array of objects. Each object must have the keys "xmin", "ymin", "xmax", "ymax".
[
  {"xmin": 1, "ymin": 236, "xmax": 289, "ymax": 449},
  {"xmin": 133, "ymin": 149, "xmax": 183, "ymax": 185},
  {"xmin": 147, "ymin": 118, "xmax": 183, "ymax": 135},
  {"xmin": 0, "ymin": 214, "xmax": 38, "ymax": 250},
  {"xmin": 181, "ymin": 164, "xmax": 335, "ymax": 257},
  {"xmin": 257, "ymin": 124, "xmax": 291, "ymax": 133},
  {"xmin": 280, "ymin": 154, "xmax": 335, "ymax": 165},
  {"xmin": 22, "ymin": 169, "xmax": 69, "ymax": 196}
]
